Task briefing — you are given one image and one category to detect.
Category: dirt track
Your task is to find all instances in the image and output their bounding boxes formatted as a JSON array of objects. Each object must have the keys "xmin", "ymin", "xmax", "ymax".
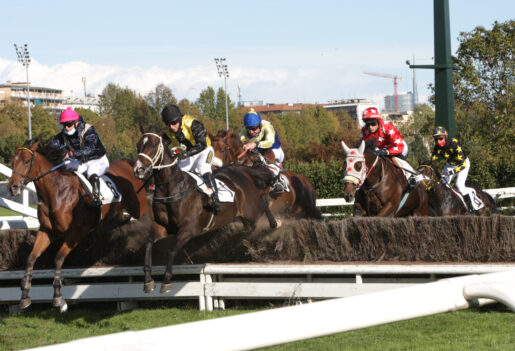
[{"xmin": 1, "ymin": 215, "xmax": 514, "ymax": 270}]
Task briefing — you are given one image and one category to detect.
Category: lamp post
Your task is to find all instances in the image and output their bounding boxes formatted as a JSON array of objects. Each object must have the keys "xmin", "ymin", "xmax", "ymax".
[
  {"xmin": 14, "ymin": 44, "xmax": 32, "ymax": 140},
  {"xmin": 214, "ymin": 58, "xmax": 229, "ymax": 130},
  {"xmin": 82, "ymin": 77, "xmax": 87, "ymax": 97}
]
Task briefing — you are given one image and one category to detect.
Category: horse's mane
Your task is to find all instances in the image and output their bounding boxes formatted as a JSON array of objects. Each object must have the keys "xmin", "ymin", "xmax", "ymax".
[
  {"xmin": 363, "ymin": 138, "xmax": 377, "ymax": 153},
  {"xmin": 29, "ymin": 138, "xmax": 68, "ymax": 165}
]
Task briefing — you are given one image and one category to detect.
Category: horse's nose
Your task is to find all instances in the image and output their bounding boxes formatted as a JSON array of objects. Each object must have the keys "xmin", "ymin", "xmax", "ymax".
[
  {"xmin": 10, "ymin": 183, "xmax": 20, "ymax": 196},
  {"xmin": 344, "ymin": 193, "xmax": 354, "ymax": 202}
]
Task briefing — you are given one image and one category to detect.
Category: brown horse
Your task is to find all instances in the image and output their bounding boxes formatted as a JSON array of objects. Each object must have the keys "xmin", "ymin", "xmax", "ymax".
[
  {"xmin": 211, "ymin": 131, "xmax": 322, "ymax": 219},
  {"xmin": 134, "ymin": 127, "xmax": 278, "ymax": 294},
  {"xmin": 8, "ymin": 139, "xmax": 151, "ymax": 311},
  {"xmin": 417, "ymin": 161, "xmax": 496, "ymax": 216},
  {"xmin": 341, "ymin": 139, "xmax": 429, "ymax": 217}
]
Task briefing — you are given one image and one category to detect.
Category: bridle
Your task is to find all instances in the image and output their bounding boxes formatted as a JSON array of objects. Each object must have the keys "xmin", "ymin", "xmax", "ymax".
[
  {"xmin": 138, "ymin": 133, "xmax": 177, "ymax": 171},
  {"xmin": 343, "ymin": 152, "xmax": 379, "ymax": 189},
  {"xmin": 418, "ymin": 164, "xmax": 439, "ymax": 191},
  {"xmin": 12, "ymin": 147, "xmax": 36, "ymax": 186}
]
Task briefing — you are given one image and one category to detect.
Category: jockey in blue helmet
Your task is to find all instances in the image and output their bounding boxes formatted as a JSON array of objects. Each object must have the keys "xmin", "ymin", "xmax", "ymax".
[{"xmin": 239, "ymin": 108, "xmax": 285, "ymax": 194}]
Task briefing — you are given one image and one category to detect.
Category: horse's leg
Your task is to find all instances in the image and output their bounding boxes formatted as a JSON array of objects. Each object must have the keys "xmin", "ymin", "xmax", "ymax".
[
  {"xmin": 261, "ymin": 194, "xmax": 279, "ymax": 228},
  {"xmin": 52, "ymin": 236, "xmax": 81, "ymax": 312},
  {"xmin": 376, "ymin": 202, "xmax": 396, "ymax": 217},
  {"xmin": 144, "ymin": 223, "xmax": 168, "ymax": 293},
  {"xmin": 161, "ymin": 228, "xmax": 196, "ymax": 293},
  {"xmin": 20, "ymin": 230, "xmax": 51, "ymax": 310}
]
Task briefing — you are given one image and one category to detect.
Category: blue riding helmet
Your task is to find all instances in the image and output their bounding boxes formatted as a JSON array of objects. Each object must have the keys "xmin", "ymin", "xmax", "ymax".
[{"xmin": 243, "ymin": 109, "xmax": 262, "ymax": 128}]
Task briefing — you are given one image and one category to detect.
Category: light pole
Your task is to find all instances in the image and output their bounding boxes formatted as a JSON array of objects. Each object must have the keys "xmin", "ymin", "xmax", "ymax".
[
  {"xmin": 82, "ymin": 77, "xmax": 87, "ymax": 97},
  {"xmin": 214, "ymin": 58, "xmax": 229, "ymax": 130},
  {"xmin": 14, "ymin": 44, "xmax": 32, "ymax": 140}
]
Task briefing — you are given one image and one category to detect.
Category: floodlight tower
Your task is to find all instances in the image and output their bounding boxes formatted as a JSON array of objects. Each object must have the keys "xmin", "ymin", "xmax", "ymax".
[
  {"xmin": 14, "ymin": 43, "xmax": 32, "ymax": 139},
  {"xmin": 214, "ymin": 58, "xmax": 229, "ymax": 130}
]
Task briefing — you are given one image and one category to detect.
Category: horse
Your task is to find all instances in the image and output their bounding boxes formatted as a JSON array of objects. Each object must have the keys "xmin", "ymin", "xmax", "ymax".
[
  {"xmin": 211, "ymin": 131, "xmax": 322, "ymax": 219},
  {"xmin": 341, "ymin": 139, "xmax": 429, "ymax": 217},
  {"xmin": 417, "ymin": 160, "xmax": 497, "ymax": 216},
  {"xmin": 133, "ymin": 127, "xmax": 279, "ymax": 294},
  {"xmin": 8, "ymin": 139, "xmax": 152, "ymax": 311}
]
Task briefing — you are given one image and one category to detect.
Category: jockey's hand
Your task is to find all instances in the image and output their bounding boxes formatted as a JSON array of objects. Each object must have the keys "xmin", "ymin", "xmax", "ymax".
[
  {"xmin": 443, "ymin": 169, "xmax": 455, "ymax": 176},
  {"xmin": 243, "ymin": 142, "xmax": 258, "ymax": 151},
  {"xmin": 377, "ymin": 149, "xmax": 389, "ymax": 156},
  {"xmin": 176, "ymin": 153, "xmax": 187, "ymax": 162},
  {"xmin": 63, "ymin": 158, "xmax": 79, "ymax": 172}
]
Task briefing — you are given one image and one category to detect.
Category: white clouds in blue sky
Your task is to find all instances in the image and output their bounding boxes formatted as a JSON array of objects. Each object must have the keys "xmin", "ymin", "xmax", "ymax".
[{"xmin": 1, "ymin": 0, "xmax": 513, "ymax": 107}]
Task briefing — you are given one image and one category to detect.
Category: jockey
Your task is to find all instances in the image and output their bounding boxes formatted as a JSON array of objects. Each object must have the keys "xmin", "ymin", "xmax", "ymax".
[
  {"xmin": 239, "ymin": 108, "xmax": 285, "ymax": 194},
  {"xmin": 431, "ymin": 126, "xmax": 483, "ymax": 214},
  {"xmin": 161, "ymin": 104, "xmax": 222, "ymax": 213},
  {"xmin": 360, "ymin": 107, "xmax": 420, "ymax": 188},
  {"xmin": 50, "ymin": 107, "xmax": 108, "ymax": 207}
]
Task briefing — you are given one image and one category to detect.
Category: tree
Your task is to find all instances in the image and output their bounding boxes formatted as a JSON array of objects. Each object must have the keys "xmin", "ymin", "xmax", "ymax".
[
  {"xmin": 453, "ymin": 20, "xmax": 514, "ymax": 154},
  {"xmin": 144, "ymin": 83, "xmax": 177, "ymax": 119},
  {"xmin": 195, "ymin": 87, "xmax": 216, "ymax": 118}
]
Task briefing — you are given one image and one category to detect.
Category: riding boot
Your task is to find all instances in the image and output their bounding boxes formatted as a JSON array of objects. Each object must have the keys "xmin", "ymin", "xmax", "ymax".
[
  {"xmin": 89, "ymin": 174, "xmax": 102, "ymax": 207},
  {"xmin": 203, "ymin": 173, "xmax": 222, "ymax": 214},
  {"xmin": 270, "ymin": 174, "xmax": 284, "ymax": 195},
  {"xmin": 464, "ymin": 194, "xmax": 476, "ymax": 216}
]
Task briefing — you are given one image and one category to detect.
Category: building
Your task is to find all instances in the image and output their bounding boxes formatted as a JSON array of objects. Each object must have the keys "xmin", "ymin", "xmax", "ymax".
[
  {"xmin": 239, "ymin": 100, "xmax": 264, "ymax": 108},
  {"xmin": 247, "ymin": 103, "xmax": 314, "ymax": 115},
  {"xmin": 384, "ymin": 92, "xmax": 414, "ymax": 113},
  {"xmin": 0, "ymin": 81, "xmax": 64, "ymax": 114},
  {"xmin": 62, "ymin": 96, "xmax": 100, "ymax": 113},
  {"xmin": 323, "ymin": 98, "xmax": 378, "ymax": 127}
]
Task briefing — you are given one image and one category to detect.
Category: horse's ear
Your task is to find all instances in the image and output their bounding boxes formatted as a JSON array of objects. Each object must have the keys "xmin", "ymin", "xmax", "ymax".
[
  {"xmin": 358, "ymin": 140, "xmax": 366, "ymax": 155},
  {"xmin": 139, "ymin": 125, "xmax": 145, "ymax": 134},
  {"xmin": 341, "ymin": 140, "xmax": 351, "ymax": 155}
]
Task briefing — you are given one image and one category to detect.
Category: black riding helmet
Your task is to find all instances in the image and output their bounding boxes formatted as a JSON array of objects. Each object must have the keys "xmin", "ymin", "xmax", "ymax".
[{"xmin": 162, "ymin": 104, "xmax": 183, "ymax": 125}]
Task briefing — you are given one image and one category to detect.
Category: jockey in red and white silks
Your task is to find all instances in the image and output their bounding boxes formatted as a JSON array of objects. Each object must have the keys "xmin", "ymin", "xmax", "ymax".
[{"xmin": 360, "ymin": 107, "xmax": 420, "ymax": 187}]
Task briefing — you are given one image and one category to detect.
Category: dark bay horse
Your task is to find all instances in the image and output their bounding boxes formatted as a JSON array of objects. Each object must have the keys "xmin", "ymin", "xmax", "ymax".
[
  {"xmin": 211, "ymin": 131, "xmax": 322, "ymax": 219},
  {"xmin": 417, "ymin": 161, "xmax": 496, "ymax": 216},
  {"xmin": 341, "ymin": 139, "xmax": 429, "ymax": 217},
  {"xmin": 8, "ymin": 139, "xmax": 151, "ymax": 311},
  {"xmin": 134, "ymin": 127, "xmax": 278, "ymax": 294}
]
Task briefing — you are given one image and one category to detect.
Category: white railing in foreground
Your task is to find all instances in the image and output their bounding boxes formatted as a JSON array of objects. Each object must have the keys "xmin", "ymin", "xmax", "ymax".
[
  {"xmin": 25, "ymin": 270, "xmax": 515, "ymax": 351},
  {"xmin": 2, "ymin": 264, "xmax": 515, "ymax": 312}
]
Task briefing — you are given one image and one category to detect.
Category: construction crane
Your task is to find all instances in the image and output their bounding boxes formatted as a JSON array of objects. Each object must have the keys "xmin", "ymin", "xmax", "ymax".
[{"xmin": 363, "ymin": 71, "xmax": 403, "ymax": 113}]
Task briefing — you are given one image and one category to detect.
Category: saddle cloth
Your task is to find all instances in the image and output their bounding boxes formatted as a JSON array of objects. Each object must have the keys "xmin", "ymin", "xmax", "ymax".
[
  {"xmin": 279, "ymin": 173, "xmax": 290, "ymax": 193},
  {"xmin": 74, "ymin": 172, "xmax": 122, "ymax": 205},
  {"xmin": 185, "ymin": 171, "xmax": 235, "ymax": 203},
  {"xmin": 450, "ymin": 187, "xmax": 484, "ymax": 211}
]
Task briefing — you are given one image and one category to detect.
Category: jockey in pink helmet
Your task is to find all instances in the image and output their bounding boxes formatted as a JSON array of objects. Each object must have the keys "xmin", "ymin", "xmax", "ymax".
[{"xmin": 50, "ymin": 107, "xmax": 109, "ymax": 206}]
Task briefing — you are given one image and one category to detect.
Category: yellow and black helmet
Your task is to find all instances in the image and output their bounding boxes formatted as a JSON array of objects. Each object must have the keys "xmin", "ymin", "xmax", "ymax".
[{"xmin": 433, "ymin": 126, "xmax": 448, "ymax": 137}]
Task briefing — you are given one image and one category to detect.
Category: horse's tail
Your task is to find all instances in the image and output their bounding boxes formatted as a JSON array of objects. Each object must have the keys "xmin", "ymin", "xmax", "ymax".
[
  {"xmin": 290, "ymin": 174, "xmax": 323, "ymax": 220},
  {"xmin": 475, "ymin": 187, "xmax": 497, "ymax": 214}
]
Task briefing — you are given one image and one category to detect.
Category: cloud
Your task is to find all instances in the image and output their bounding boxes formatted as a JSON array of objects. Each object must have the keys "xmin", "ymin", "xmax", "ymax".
[{"xmin": 0, "ymin": 57, "xmax": 430, "ymax": 106}]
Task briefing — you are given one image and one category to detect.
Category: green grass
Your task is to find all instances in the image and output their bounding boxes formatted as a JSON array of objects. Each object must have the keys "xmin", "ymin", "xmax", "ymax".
[
  {"xmin": 0, "ymin": 204, "xmax": 37, "ymax": 216},
  {"xmin": 0, "ymin": 303, "xmax": 513, "ymax": 351}
]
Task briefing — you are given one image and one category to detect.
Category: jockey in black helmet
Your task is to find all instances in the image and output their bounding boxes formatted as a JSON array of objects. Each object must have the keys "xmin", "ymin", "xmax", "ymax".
[
  {"xmin": 161, "ymin": 104, "xmax": 222, "ymax": 213},
  {"xmin": 431, "ymin": 126, "xmax": 483, "ymax": 214}
]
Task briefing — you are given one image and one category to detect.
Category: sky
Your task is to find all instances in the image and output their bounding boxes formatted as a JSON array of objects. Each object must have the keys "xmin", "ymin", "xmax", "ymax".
[{"xmin": 0, "ymin": 0, "xmax": 513, "ymax": 110}]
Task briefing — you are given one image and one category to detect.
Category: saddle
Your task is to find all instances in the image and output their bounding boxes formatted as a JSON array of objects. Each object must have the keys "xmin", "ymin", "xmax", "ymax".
[
  {"xmin": 74, "ymin": 172, "xmax": 122, "ymax": 205},
  {"xmin": 184, "ymin": 171, "xmax": 235, "ymax": 202}
]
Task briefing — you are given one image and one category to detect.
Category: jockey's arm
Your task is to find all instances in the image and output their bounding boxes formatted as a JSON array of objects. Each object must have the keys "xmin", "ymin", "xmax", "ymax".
[
  {"xmin": 70, "ymin": 127, "xmax": 106, "ymax": 162},
  {"xmin": 183, "ymin": 120, "xmax": 208, "ymax": 157},
  {"xmin": 384, "ymin": 123, "xmax": 404, "ymax": 155},
  {"xmin": 256, "ymin": 122, "xmax": 276, "ymax": 149}
]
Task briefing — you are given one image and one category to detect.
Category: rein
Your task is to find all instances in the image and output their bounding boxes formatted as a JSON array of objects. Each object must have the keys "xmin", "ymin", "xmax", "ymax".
[
  {"xmin": 14, "ymin": 147, "xmax": 66, "ymax": 185},
  {"xmin": 138, "ymin": 133, "xmax": 177, "ymax": 170}
]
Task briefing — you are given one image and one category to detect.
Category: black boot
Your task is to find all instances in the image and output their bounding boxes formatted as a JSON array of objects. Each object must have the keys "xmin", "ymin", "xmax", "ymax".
[
  {"xmin": 464, "ymin": 194, "xmax": 475, "ymax": 216},
  {"xmin": 203, "ymin": 173, "xmax": 222, "ymax": 214},
  {"xmin": 89, "ymin": 174, "xmax": 102, "ymax": 207}
]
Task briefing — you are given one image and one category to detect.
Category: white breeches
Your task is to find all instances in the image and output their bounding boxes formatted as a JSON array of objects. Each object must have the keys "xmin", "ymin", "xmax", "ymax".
[
  {"xmin": 77, "ymin": 155, "xmax": 109, "ymax": 178},
  {"xmin": 178, "ymin": 146, "xmax": 215, "ymax": 176}
]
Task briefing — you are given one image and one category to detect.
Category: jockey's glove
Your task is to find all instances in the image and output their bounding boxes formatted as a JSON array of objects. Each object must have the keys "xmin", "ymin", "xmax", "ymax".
[
  {"xmin": 377, "ymin": 149, "xmax": 389, "ymax": 156},
  {"xmin": 443, "ymin": 169, "xmax": 456, "ymax": 176},
  {"xmin": 175, "ymin": 153, "xmax": 187, "ymax": 161}
]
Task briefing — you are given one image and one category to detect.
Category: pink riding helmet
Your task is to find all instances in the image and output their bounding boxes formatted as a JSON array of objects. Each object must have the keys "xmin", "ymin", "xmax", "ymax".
[{"xmin": 59, "ymin": 107, "xmax": 79, "ymax": 123}]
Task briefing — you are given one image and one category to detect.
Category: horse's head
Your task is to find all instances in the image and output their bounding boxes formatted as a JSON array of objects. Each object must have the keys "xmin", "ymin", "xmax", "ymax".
[
  {"xmin": 340, "ymin": 140, "xmax": 366, "ymax": 202},
  {"xmin": 211, "ymin": 139, "xmax": 232, "ymax": 167},
  {"xmin": 9, "ymin": 140, "xmax": 39, "ymax": 196},
  {"xmin": 417, "ymin": 160, "xmax": 439, "ymax": 191},
  {"xmin": 134, "ymin": 127, "xmax": 171, "ymax": 179}
]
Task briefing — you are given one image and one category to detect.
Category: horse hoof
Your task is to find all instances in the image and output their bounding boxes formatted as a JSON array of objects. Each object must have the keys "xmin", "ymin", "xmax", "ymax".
[
  {"xmin": 59, "ymin": 302, "xmax": 68, "ymax": 313},
  {"xmin": 20, "ymin": 298, "xmax": 32, "ymax": 310},
  {"xmin": 52, "ymin": 296, "xmax": 65, "ymax": 308},
  {"xmin": 144, "ymin": 281, "xmax": 155, "ymax": 293},
  {"xmin": 160, "ymin": 283, "xmax": 172, "ymax": 293}
]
